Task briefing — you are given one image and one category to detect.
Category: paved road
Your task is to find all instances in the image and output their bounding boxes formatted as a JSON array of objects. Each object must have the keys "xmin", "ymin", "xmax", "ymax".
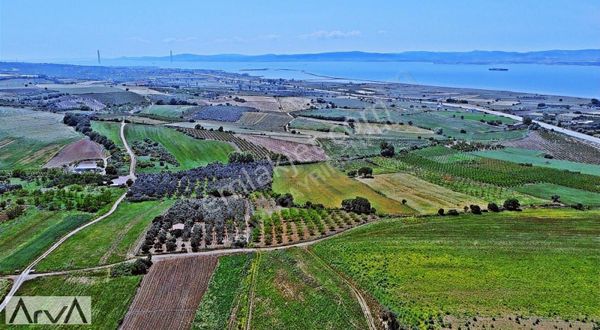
[
  {"xmin": 0, "ymin": 121, "xmax": 136, "ymax": 313},
  {"xmin": 442, "ymin": 102, "xmax": 600, "ymax": 146}
]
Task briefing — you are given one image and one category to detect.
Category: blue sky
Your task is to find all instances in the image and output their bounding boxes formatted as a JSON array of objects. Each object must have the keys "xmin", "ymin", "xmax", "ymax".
[{"xmin": 1, "ymin": 0, "xmax": 598, "ymax": 61}]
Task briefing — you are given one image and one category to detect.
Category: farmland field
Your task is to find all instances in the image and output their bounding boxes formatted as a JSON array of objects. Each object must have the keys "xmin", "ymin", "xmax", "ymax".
[
  {"xmin": 36, "ymin": 200, "xmax": 174, "ymax": 272},
  {"xmin": 472, "ymin": 147, "xmax": 600, "ymax": 176},
  {"xmin": 288, "ymin": 117, "xmax": 350, "ymax": 133},
  {"xmin": 516, "ymin": 183, "xmax": 600, "ymax": 206},
  {"xmin": 179, "ymin": 128, "xmax": 273, "ymax": 159},
  {"xmin": 503, "ymin": 130, "xmax": 600, "ymax": 165},
  {"xmin": 0, "ymin": 209, "xmax": 92, "ymax": 274},
  {"xmin": 120, "ymin": 256, "xmax": 218, "ymax": 330},
  {"xmin": 91, "ymin": 121, "xmax": 124, "ymax": 149},
  {"xmin": 44, "ymin": 139, "xmax": 106, "ymax": 168},
  {"xmin": 358, "ymin": 172, "xmax": 483, "ymax": 214},
  {"xmin": 236, "ymin": 112, "xmax": 292, "ymax": 131},
  {"xmin": 0, "ymin": 279, "xmax": 8, "ymax": 301},
  {"xmin": 318, "ymin": 137, "xmax": 428, "ymax": 159},
  {"xmin": 0, "ymin": 270, "xmax": 141, "ymax": 330},
  {"xmin": 0, "ymin": 107, "xmax": 81, "ymax": 169},
  {"xmin": 193, "ymin": 254, "xmax": 254, "ymax": 330},
  {"xmin": 273, "ymin": 163, "xmax": 416, "ymax": 215},
  {"xmin": 313, "ymin": 209, "xmax": 600, "ymax": 328},
  {"xmin": 191, "ymin": 105, "xmax": 257, "ymax": 122},
  {"xmin": 140, "ymin": 104, "xmax": 194, "ymax": 118},
  {"xmin": 436, "ymin": 110, "xmax": 517, "ymax": 124},
  {"xmin": 237, "ymin": 249, "xmax": 369, "ymax": 330},
  {"xmin": 241, "ymin": 135, "xmax": 328, "ymax": 162},
  {"xmin": 124, "ymin": 124, "xmax": 234, "ymax": 171}
]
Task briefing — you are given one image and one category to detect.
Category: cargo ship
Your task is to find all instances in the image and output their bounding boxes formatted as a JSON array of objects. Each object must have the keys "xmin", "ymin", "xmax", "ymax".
[{"xmin": 489, "ymin": 67, "xmax": 509, "ymax": 71}]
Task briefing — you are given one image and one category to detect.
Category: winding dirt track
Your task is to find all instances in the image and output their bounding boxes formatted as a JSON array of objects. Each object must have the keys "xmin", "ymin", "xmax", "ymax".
[
  {"xmin": 0, "ymin": 121, "xmax": 136, "ymax": 313},
  {"xmin": 304, "ymin": 247, "xmax": 377, "ymax": 330}
]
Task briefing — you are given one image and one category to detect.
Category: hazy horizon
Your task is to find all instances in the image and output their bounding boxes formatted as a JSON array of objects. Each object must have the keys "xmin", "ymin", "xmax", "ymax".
[{"xmin": 1, "ymin": 0, "xmax": 599, "ymax": 61}]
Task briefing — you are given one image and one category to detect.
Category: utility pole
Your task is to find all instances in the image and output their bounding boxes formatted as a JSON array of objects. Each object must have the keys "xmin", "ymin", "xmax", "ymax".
[{"xmin": 97, "ymin": 50, "xmax": 101, "ymax": 64}]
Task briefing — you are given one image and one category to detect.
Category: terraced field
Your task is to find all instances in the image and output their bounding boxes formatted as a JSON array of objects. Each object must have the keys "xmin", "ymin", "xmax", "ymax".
[
  {"xmin": 313, "ymin": 209, "xmax": 600, "ymax": 328},
  {"xmin": 0, "ymin": 107, "xmax": 81, "ymax": 169},
  {"xmin": 358, "ymin": 172, "xmax": 483, "ymax": 214},
  {"xmin": 273, "ymin": 163, "xmax": 416, "ymax": 215}
]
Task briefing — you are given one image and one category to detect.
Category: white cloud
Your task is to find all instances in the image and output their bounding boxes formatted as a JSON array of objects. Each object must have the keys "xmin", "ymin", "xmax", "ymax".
[
  {"xmin": 162, "ymin": 37, "xmax": 197, "ymax": 43},
  {"xmin": 300, "ymin": 30, "xmax": 361, "ymax": 39}
]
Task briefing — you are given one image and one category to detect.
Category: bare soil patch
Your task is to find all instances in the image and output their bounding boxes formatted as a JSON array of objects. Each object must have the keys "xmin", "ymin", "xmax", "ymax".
[{"xmin": 120, "ymin": 256, "xmax": 218, "ymax": 330}]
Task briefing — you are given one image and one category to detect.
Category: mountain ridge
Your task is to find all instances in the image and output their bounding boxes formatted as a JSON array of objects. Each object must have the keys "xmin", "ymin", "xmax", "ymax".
[{"xmin": 119, "ymin": 49, "xmax": 600, "ymax": 65}]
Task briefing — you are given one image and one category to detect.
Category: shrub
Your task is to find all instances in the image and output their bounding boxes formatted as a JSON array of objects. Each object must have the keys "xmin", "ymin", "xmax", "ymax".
[
  {"xmin": 438, "ymin": 208, "xmax": 445, "ymax": 216},
  {"xmin": 447, "ymin": 209, "xmax": 460, "ymax": 216},
  {"xmin": 275, "ymin": 193, "xmax": 294, "ymax": 207},
  {"xmin": 487, "ymin": 202, "xmax": 500, "ymax": 212},
  {"xmin": 503, "ymin": 198, "xmax": 521, "ymax": 211},
  {"xmin": 357, "ymin": 167, "xmax": 373, "ymax": 178},
  {"xmin": 6, "ymin": 205, "xmax": 25, "ymax": 220},
  {"xmin": 469, "ymin": 205, "xmax": 482, "ymax": 214}
]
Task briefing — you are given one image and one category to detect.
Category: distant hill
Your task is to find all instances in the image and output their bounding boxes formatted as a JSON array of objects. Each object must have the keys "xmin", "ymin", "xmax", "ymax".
[{"xmin": 121, "ymin": 50, "xmax": 600, "ymax": 65}]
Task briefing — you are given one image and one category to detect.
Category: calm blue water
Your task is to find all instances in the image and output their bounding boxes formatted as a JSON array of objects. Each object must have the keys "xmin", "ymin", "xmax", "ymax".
[{"xmin": 82, "ymin": 59, "xmax": 600, "ymax": 98}]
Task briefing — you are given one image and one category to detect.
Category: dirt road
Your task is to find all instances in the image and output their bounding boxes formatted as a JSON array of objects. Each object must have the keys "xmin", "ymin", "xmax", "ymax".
[{"xmin": 0, "ymin": 121, "xmax": 136, "ymax": 313}]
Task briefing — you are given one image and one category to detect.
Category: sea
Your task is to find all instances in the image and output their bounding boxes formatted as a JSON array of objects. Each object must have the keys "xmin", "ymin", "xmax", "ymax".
[{"xmin": 77, "ymin": 59, "xmax": 600, "ymax": 98}]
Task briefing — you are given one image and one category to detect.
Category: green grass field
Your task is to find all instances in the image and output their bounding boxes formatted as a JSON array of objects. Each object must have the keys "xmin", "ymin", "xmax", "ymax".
[
  {"xmin": 90, "ymin": 121, "xmax": 124, "ymax": 149},
  {"xmin": 0, "ymin": 270, "xmax": 141, "ymax": 330},
  {"xmin": 140, "ymin": 104, "xmax": 194, "ymax": 119},
  {"xmin": 288, "ymin": 117, "xmax": 350, "ymax": 133},
  {"xmin": 243, "ymin": 249, "xmax": 368, "ymax": 330},
  {"xmin": 0, "ymin": 209, "xmax": 91, "ymax": 274},
  {"xmin": 193, "ymin": 254, "xmax": 254, "ymax": 330},
  {"xmin": 473, "ymin": 147, "xmax": 600, "ymax": 176},
  {"xmin": 0, "ymin": 279, "xmax": 9, "ymax": 301},
  {"xmin": 124, "ymin": 124, "xmax": 234, "ymax": 171},
  {"xmin": 359, "ymin": 172, "xmax": 484, "ymax": 214},
  {"xmin": 0, "ymin": 107, "xmax": 82, "ymax": 169},
  {"xmin": 273, "ymin": 163, "xmax": 416, "ymax": 215},
  {"xmin": 36, "ymin": 200, "xmax": 174, "ymax": 272},
  {"xmin": 313, "ymin": 209, "xmax": 600, "ymax": 328},
  {"xmin": 517, "ymin": 183, "xmax": 600, "ymax": 207},
  {"xmin": 437, "ymin": 110, "xmax": 517, "ymax": 125}
]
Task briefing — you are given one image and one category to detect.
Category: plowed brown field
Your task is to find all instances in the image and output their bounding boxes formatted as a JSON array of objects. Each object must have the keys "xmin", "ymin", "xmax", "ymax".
[{"xmin": 120, "ymin": 256, "xmax": 218, "ymax": 330}]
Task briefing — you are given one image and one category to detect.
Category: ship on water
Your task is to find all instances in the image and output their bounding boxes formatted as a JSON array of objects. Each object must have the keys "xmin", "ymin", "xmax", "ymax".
[{"xmin": 489, "ymin": 67, "xmax": 509, "ymax": 71}]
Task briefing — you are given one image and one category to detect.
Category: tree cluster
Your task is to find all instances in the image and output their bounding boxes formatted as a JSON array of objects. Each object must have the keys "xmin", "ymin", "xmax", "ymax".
[
  {"xmin": 63, "ymin": 113, "xmax": 117, "ymax": 152},
  {"xmin": 127, "ymin": 161, "xmax": 273, "ymax": 201},
  {"xmin": 140, "ymin": 197, "xmax": 249, "ymax": 253},
  {"xmin": 341, "ymin": 197, "xmax": 375, "ymax": 214}
]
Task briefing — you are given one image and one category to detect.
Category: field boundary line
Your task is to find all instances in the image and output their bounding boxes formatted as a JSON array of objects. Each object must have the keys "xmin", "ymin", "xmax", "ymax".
[
  {"xmin": 245, "ymin": 252, "xmax": 260, "ymax": 330},
  {"xmin": 305, "ymin": 247, "xmax": 378, "ymax": 330},
  {"xmin": 0, "ymin": 121, "xmax": 136, "ymax": 313}
]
